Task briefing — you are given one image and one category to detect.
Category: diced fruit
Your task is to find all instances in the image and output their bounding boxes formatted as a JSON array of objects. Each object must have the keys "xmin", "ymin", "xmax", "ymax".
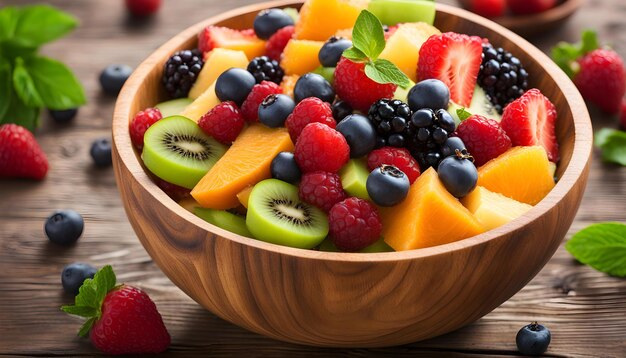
[
  {"xmin": 334, "ymin": 28, "xmax": 353, "ymax": 40},
  {"xmin": 448, "ymin": 85, "xmax": 501, "ymax": 123},
  {"xmin": 162, "ymin": 50, "xmax": 203, "ymax": 98},
  {"xmin": 198, "ymin": 101, "xmax": 245, "ymax": 145},
  {"xmin": 318, "ymin": 37, "xmax": 352, "ymax": 67},
  {"xmin": 329, "ymin": 197, "xmax": 382, "ymax": 252},
  {"xmin": 418, "ymin": 32, "xmax": 483, "ymax": 107},
  {"xmin": 155, "ymin": 98, "xmax": 193, "ymax": 117},
  {"xmin": 381, "ymin": 167, "xmax": 484, "ymax": 251},
  {"xmin": 477, "ymin": 146, "xmax": 555, "ymax": 205},
  {"xmin": 215, "ymin": 68, "xmax": 257, "ymax": 106},
  {"xmin": 270, "ymin": 151, "xmax": 301, "ymax": 184},
  {"xmin": 285, "ymin": 97, "xmax": 335, "ymax": 143},
  {"xmin": 368, "ymin": 0, "xmax": 436, "ymax": 25},
  {"xmin": 180, "ymin": 82, "xmax": 220, "ymax": 122},
  {"xmin": 142, "ymin": 116, "xmax": 227, "ymax": 189},
  {"xmin": 339, "ymin": 159, "xmax": 371, "ymax": 200},
  {"xmin": 241, "ymin": 81, "xmax": 283, "ymax": 121},
  {"xmin": 247, "ymin": 56, "xmax": 285, "ymax": 85},
  {"xmin": 45, "ymin": 210, "xmax": 84, "ymax": 246},
  {"xmin": 366, "ymin": 165, "xmax": 410, "ymax": 207},
  {"xmin": 295, "ymin": 0, "xmax": 368, "ymax": 41},
  {"xmin": 246, "ymin": 179, "xmax": 329, "ymax": 248},
  {"xmin": 455, "ymin": 114, "xmax": 512, "ymax": 166},
  {"xmin": 319, "ymin": 237, "xmax": 393, "ymax": 252},
  {"xmin": 259, "ymin": 94, "xmax": 296, "ymax": 128},
  {"xmin": 335, "ymin": 114, "xmax": 377, "ymax": 158},
  {"xmin": 299, "ymin": 171, "xmax": 346, "ymax": 212},
  {"xmin": 367, "ymin": 147, "xmax": 420, "ymax": 184},
  {"xmin": 198, "ymin": 26, "xmax": 266, "ymax": 59},
  {"xmin": 194, "ymin": 207, "xmax": 253, "ymax": 237},
  {"xmin": 191, "ymin": 125, "xmax": 294, "ymax": 209},
  {"xmin": 266, "ymin": 25, "xmax": 295, "ymax": 61},
  {"xmin": 281, "ymin": 39, "xmax": 324, "ymax": 75},
  {"xmin": 131, "ymin": 109, "xmax": 163, "ymax": 152},
  {"xmin": 236, "ymin": 186, "xmax": 254, "ymax": 208},
  {"xmin": 478, "ymin": 43, "xmax": 528, "ymax": 114},
  {"xmin": 294, "ymin": 123, "xmax": 350, "ymax": 173},
  {"xmin": 294, "ymin": 73, "xmax": 335, "ymax": 103},
  {"xmin": 188, "ymin": 49, "xmax": 249, "ymax": 99},
  {"xmin": 253, "ymin": 8, "xmax": 295, "ymax": 40},
  {"xmin": 280, "ymin": 74, "xmax": 300, "ymax": 98},
  {"xmin": 437, "ymin": 152, "xmax": 478, "ymax": 198},
  {"xmin": 461, "ymin": 186, "xmax": 532, "ymax": 231},
  {"xmin": 335, "ymin": 57, "xmax": 397, "ymax": 112}
]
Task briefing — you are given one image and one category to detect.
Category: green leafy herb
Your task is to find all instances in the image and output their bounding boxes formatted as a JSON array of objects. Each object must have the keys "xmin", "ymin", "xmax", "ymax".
[
  {"xmin": 456, "ymin": 108, "xmax": 472, "ymax": 121},
  {"xmin": 566, "ymin": 223, "xmax": 626, "ymax": 277},
  {"xmin": 594, "ymin": 128, "xmax": 626, "ymax": 166},
  {"xmin": 342, "ymin": 10, "xmax": 410, "ymax": 88},
  {"xmin": 551, "ymin": 29, "xmax": 600, "ymax": 78}
]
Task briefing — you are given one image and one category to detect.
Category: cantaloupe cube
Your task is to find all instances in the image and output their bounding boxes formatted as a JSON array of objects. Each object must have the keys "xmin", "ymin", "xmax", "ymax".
[
  {"xmin": 180, "ymin": 82, "xmax": 220, "ymax": 122},
  {"xmin": 461, "ymin": 186, "xmax": 532, "ymax": 231},
  {"xmin": 281, "ymin": 40, "xmax": 324, "ymax": 75},
  {"xmin": 379, "ymin": 23, "xmax": 440, "ymax": 82},
  {"xmin": 189, "ymin": 48, "xmax": 248, "ymax": 99},
  {"xmin": 295, "ymin": 0, "xmax": 368, "ymax": 41}
]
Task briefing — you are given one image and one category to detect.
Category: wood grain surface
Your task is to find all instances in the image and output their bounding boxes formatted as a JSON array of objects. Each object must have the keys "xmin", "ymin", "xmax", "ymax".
[{"xmin": 1, "ymin": 0, "xmax": 625, "ymax": 356}]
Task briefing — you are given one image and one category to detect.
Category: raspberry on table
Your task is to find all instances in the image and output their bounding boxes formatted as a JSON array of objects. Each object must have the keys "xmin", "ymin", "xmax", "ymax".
[
  {"xmin": 198, "ymin": 101, "xmax": 245, "ymax": 144},
  {"xmin": 455, "ymin": 114, "xmax": 512, "ymax": 166},
  {"xmin": 265, "ymin": 25, "xmax": 295, "ymax": 61},
  {"xmin": 162, "ymin": 49, "xmax": 203, "ymax": 98},
  {"xmin": 328, "ymin": 197, "xmax": 382, "ymax": 252},
  {"xmin": 367, "ymin": 147, "xmax": 420, "ymax": 184},
  {"xmin": 294, "ymin": 122, "xmax": 349, "ymax": 173},
  {"xmin": 334, "ymin": 57, "xmax": 397, "ymax": 113},
  {"xmin": 299, "ymin": 171, "xmax": 346, "ymax": 212},
  {"xmin": 285, "ymin": 97, "xmax": 335, "ymax": 142},
  {"xmin": 130, "ymin": 108, "xmax": 163, "ymax": 150},
  {"xmin": 240, "ymin": 81, "xmax": 283, "ymax": 122}
]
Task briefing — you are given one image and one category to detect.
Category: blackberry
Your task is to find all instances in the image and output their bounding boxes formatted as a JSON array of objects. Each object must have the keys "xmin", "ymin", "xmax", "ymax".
[
  {"xmin": 478, "ymin": 43, "xmax": 529, "ymax": 113},
  {"xmin": 406, "ymin": 108, "xmax": 456, "ymax": 170},
  {"xmin": 368, "ymin": 99, "xmax": 412, "ymax": 148},
  {"xmin": 162, "ymin": 49, "xmax": 203, "ymax": 98},
  {"xmin": 247, "ymin": 56, "xmax": 285, "ymax": 84}
]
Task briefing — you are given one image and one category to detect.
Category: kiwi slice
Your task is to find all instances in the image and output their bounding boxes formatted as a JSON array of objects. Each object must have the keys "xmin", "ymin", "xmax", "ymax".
[
  {"xmin": 449, "ymin": 85, "xmax": 501, "ymax": 124},
  {"xmin": 194, "ymin": 207, "xmax": 253, "ymax": 238},
  {"xmin": 142, "ymin": 115, "xmax": 227, "ymax": 189},
  {"xmin": 318, "ymin": 237, "xmax": 394, "ymax": 253},
  {"xmin": 339, "ymin": 159, "xmax": 371, "ymax": 201},
  {"xmin": 393, "ymin": 79, "xmax": 415, "ymax": 102},
  {"xmin": 155, "ymin": 98, "xmax": 193, "ymax": 118},
  {"xmin": 312, "ymin": 66, "xmax": 335, "ymax": 84},
  {"xmin": 246, "ymin": 179, "xmax": 328, "ymax": 249},
  {"xmin": 368, "ymin": 0, "xmax": 436, "ymax": 26}
]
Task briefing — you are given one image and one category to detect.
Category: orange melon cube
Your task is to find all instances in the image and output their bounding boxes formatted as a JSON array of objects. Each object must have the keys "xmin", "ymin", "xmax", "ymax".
[
  {"xmin": 295, "ymin": 0, "xmax": 368, "ymax": 41},
  {"xmin": 281, "ymin": 40, "xmax": 324, "ymax": 75},
  {"xmin": 189, "ymin": 48, "xmax": 248, "ymax": 99},
  {"xmin": 461, "ymin": 186, "xmax": 532, "ymax": 231},
  {"xmin": 236, "ymin": 186, "xmax": 254, "ymax": 209}
]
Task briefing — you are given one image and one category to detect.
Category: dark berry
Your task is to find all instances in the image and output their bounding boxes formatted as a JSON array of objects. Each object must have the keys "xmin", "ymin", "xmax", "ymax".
[
  {"xmin": 253, "ymin": 8, "xmax": 295, "ymax": 40},
  {"xmin": 407, "ymin": 79, "xmax": 450, "ymax": 111},
  {"xmin": 516, "ymin": 322, "xmax": 551, "ymax": 356},
  {"xmin": 259, "ymin": 94, "xmax": 295, "ymax": 128},
  {"xmin": 441, "ymin": 137, "xmax": 467, "ymax": 158},
  {"xmin": 336, "ymin": 114, "xmax": 377, "ymax": 158},
  {"xmin": 247, "ymin": 56, "xmax": 285, "ymax": 84},
  {"xmin": 215, "ymin": 68, "xmax": 256, "ymax": 106},
  {"xmin": 367, "ymin": 98, "xmax": 412, "ymax": 149},
  {"xmin": 62, "ymin": 263, "xmax": 97, "ymax": 295},
  {"xmin": 293, "ymin": 73, "xmax": 335, "ymax": 103},
  {"xmin": 162, "ymin": 49, "xmax": 203, "ymax": 98},
  {"xmin": 436, "ymin": 109, "xmax": 456, "ymax": 133},
  {"xmin": 478, "ymin": 43, "xmax": 528, "ymax": 113},
  {"xmin": 318, "ymin": 37, "xmax": 352, "ymax": 67},
  {"xmin": 45, "ymin": 210, "xmax": 84, "ymax": 245},
  {"xmin": 99, "ymin": 64, "xmax": 133, "ymax": 96},
  {"xmin": 90, "ymin": 138, "xmax": 112, "ymax": 167},
  {"xmin": 270, "ymin": 151, "xmax": 301, "ymax": 184},
  {"xmin": 406, "ymin": 109, "xmax": 456, "ymax": 170},
  {"xmin": 366, "ymin": 165, "xmax": 410, "ymax": 207},
  {"xmin": 332, "ymin": 100, "xmax": 352, "ymax": 122},
  {"xmin": 49, "ymin": 108, "xmax": 78, "ymax": 123},
  {"xmin": 437, "ymin": 151, "xmax": 478, "ymax": 198}
]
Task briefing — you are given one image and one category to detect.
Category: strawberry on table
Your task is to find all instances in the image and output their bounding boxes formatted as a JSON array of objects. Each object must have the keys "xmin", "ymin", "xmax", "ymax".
[
  {"xmin": 507, "ymin": 0, "xmax": 557, "ymax": 15},
  {"xmin": 0, "ymin": 124, "xmax": 49, "ymax": 180},
  {"xmin": 455, "ymin": 111, "xmax": 512, "ymax": 166}
]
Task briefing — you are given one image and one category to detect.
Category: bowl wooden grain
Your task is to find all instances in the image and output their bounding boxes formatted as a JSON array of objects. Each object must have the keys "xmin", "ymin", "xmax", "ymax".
[{"xmin": 112, "ymin": 0, "xmax": 592, "ymax": 347}]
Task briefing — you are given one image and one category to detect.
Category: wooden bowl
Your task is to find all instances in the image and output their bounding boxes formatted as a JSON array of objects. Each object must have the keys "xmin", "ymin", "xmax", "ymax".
[{"xmin": 112, "ymin": 0, "xmax": 592, "ymax": 347}]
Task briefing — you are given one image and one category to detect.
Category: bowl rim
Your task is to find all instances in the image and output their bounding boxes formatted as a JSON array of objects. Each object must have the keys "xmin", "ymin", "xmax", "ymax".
[
  {"xmin": 491, "ymin": 0, "xmax": 583, "ymax": 30},
  {"xmin": 112, "ymin": 0, "xmax": 592, "ymax": 263}
]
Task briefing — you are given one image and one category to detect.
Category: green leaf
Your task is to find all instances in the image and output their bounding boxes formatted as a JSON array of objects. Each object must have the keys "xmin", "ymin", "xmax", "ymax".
[
  {"xmin": 78, "ymin": 318, "xmax": 97, "ymax": 338},
  {"xmin": 75, "ymin": 279, "xmax": 99, "ymax": 309},
  {"xmin": 342, "ymin": 47, "xmax": 367, "ymax": 62},
  {"xmin": 594, "ymin": 128, "xmax": 617, "ymax": 148},
  {"xmin": 551, "ymin": 30, "xmax": 600, "ymax": 79},
  {"xmin": 456, "ymin": 108, "xmax": 472, "ymax": 121},
  {"xmin": 13, "ymin": 5, "xmax": 78, "ymax": 48},
  {"xmin": 0, "ymin": 6, "xmax": 20, "ymax": 41},
  {"xmin": 61, "ymin": 305, "xmax": 98, "ymax": 318},
  {"xmin": 596, "ymin": 129, "xmax": 626, "ymax": 166},
  {"xmin": 93, "ymin": 265, "xmax": 117, "ymax": 304},
  {"xmin": 13, "ymin": 57, "xmax": 44, "ymax": 107},
  {"xmin": 23, "ymin": 56, "xmax": 86, "ymax": 110},
  {"xmin": 351, "ymin": 10, "xmax": 385, "ymax": 60},
  {"xmin": 1, "ymin": 90, "xmax": 40, "ymax": 131},
  {"xmin": 364, "ymin": 59, "xmax": 410, "ymax": 88},
  {"xmin": 580, "ymin": 29, "xmax": 600, "ymax": 54},
  {"xmin": 0, "ymin": 59, "xmax": 11, "ymax": 119},
  {"xmin": 566, "ymin": 223, "xmax": 626, "ymax": 277}
]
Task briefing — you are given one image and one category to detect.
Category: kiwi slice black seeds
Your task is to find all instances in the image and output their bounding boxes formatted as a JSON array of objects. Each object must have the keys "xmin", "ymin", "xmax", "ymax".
[{"xmin": 162, "ymin": 133, "xmax": 213, "ymax": 161}]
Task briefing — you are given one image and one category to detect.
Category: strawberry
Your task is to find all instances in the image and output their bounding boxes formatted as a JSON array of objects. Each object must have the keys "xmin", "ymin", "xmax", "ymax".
[
  {"xmin": 507, "ymin": 0, "xmax": 556, "ymax": 15},
  {"xmin": 464, "ymin": 0, "xmax": 506, "ymax": 18},
  {"xmin": 500, "ymin": 89, "xmax": 559, "ymax": 162},
  {"xmin": 334, "ymin": 57, "xmax": 397, "ymax": 113},
  {"xmin": 265, "ymin": 25, "xmax": 295, "ymax": 61},
  {"xmin": 198, "ymin": 26, "xmax": 260, "ymax": 55},
  {"xmin": 125, "ymin": 0, "xmax": 161, "ymax": 16},
  {"xmin": 455, "ymin": 114, "xmax": 512, "ymax": 166},
  {"xmin": 0, "ymin": 124, "xmax": 49, "ymax": 180},
  {"xmin": 552, "ymin": 30, "xmax": 626, "ymax": 114},
  {"xmin": 62, "ymin": 265, "xmax": 170, "ymax": 355},
  {"xmin": 418, "ymin": 32, "xmax": 483, "ymax": 107}
]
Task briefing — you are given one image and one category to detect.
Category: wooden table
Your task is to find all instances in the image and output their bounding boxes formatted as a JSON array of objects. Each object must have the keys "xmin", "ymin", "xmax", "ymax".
[{"xmin": 1, "ymin": 0, "xmax": 625, "ymax": 356}]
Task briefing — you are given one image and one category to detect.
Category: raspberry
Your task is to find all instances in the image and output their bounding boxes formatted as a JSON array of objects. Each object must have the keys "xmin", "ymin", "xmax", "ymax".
[
  {"xmin": 240, "ymin": 81, "xmax": 282, "ymax": 122},
  {"xmin": 285, "ymin": 97, "xmax": 335, "ymax": 142},
  {"xmin": 198, "ymin": 101, "xmax": 245, "ymax": 144},
  {"xmin": 328, "ymin": 197, "xmax": 382, "ymax": 252},
  {"xmin": 299, "ymin": 171, "xmax": 346, "ymax": 212},
  {"xmin": 334, "ymin": 57, "xmax": 397, "ymax": 113},
  {"xmin": 130, "ymin": 108, "xmax": 163, "ymax": 150},
  {"xmin": 153, "ymin": 177, "xmax": 190, "ymax": 202},
  {"xmin": 455, "ymin": 114, "xmax": 512, "ymax": 166},
  {"xmin": 265, "ymin": 25, "xmax": 295, "ymax": 61},
  {"xmin": 367, "ymin": 147, "xmax": 420, "ymax": 184},
  {"xmin": 294, "ymin": 123, "xmax": 349, "ymax": 173},
  {"xmin": 0, "ymin": 124, "xmax": 49, "ymax": 180}
]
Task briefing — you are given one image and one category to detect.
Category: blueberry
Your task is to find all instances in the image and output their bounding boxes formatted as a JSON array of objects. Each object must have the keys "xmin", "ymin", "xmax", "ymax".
[
  {"xmin": 90, "ymin": 138, "xmax": 112, "ymax": 167},
  {"xmin": 516, "ymin": 322, "xmax": 551, "ymax": 356},
  {"xmin": 437, "ymin": 152, "xmax": 478, "ymax": 198},
  {"xmin": 45, "ymin": 210, "xmax": 84, "ymax": 245},
  {"xmin": 441, "ymin": 137, "xmax": 467, "ymax": 158},
  {"xmin": 259, "ymin": 94, "xmax": 295, "ymax": 128},
  {"xmin": 366, "ymin": 165, "xmax": 410, "ymax": 207},
  {"xmin": 332, "ymin": 100, "xmax": 352, "ymax": 122},
  {"xmin": 336, "ymin": 114, "xmax": 377, "ymax": 158},
  {"xmin": 293, "ymin": 73, "xmax": 335, "ymax": 103},
  {"xmin": 318, "ymin": 37, "xmax": 352, "ymax": 67},
  {"xmin": 407, "ymin": 79, "xmax": 450, "ymax": 111},
  {"xmin": 270, "ymin": 152, "xmax": 301, "ymax": 184},
  {"xmin": 62, "ymin": 263, "xmax": 97, "ymax": 295},
  {"xmin": 99, "ymin": 64, "xmax": 133, "ymax": 95},
  {"xmin": 49, "ymin": 108, "xmax": 78, "ymax": 123},
  {"xmin": 215, "ymin": 68, "xmax": 256, "ymax": 106},
  {"xmin": 253, "ymin": 8, "xmax": 294, "ymax": 40}
]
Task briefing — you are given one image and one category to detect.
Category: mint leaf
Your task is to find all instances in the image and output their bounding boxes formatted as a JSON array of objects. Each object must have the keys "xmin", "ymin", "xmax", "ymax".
[
  {"xmin": 2, "ymin": 91, "xmax": 39, "ymax": 131},
  {"xmin": 61, "ymin": 305, "xmax": 98, "ymax": 318},
  {"xmin": 75, "ymin": 279, "xmax": 99, "ymax": 308},
  {"xmin": 364, "ymin": 59, "xmax": 410, "ymax": 88},
  {"xmin": 0, "ymin": 6, "xmax": 19, "ymax": 41},
  {"xmin": 595, "ymin": 129, "xmax": 626, "ymax": 166},
  {"xmin": 566, "ymin": 223, "xmax": 626, "ymax": 277},
  {"xmin": 93, "ymin": 265, "xmax": 116, "ymax": 304},
  {"xmin": 13, "ymin": 5, "xmax": 78, "ymax": 48},
  {"xmin": 78, "ymin": 318, "xmax": 97, "ymax": 337},
  {"xmin": 594, "ymin": 128, "xmax": 616, "ymax": 148},
  {"xmin": 457, "ymin": 108, "xmax": 472, "ymax": 121},
  {"xmin": 342, "ymin": 47, "xmax": 367, "ymax": 62},
  {"xmin": 0, "ymin": 59, "xmax": 11, "ymax": 119},
  {"xmin": 13, "ymin": 57, "xmax": 43, "ymax": 107},
  {"xmin": 351, "ymin": 10, "xmax": 385, "ymax": 60},
  {"xmin": 24, "ymin": 56, "xmax": 86, "ymax": 110},
  {"xmin": 580, "ymin": 29, "xmax": 600, "ymax": 54}
]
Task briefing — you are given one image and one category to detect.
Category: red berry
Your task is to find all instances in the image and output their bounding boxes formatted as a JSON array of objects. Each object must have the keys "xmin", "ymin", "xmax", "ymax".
[
  {"xmin": 574, "ymin": 49, "xmax": 626, "ymax": 114},
  {"xmin": 265, "ymin": 25, "xmax": 295, "ymax": 61},
  {"xmin": 417, "ymin": 32, "xmax": 483, "ymax": 107},
  {"xmin": 367, "ymin": 147, "xmax": 420, "ymax": 184},
  {"xmin": 455, "ymin": 115, "xmax": 512, "ymax": 166},
  {"xmin": 198, "ymin": 101, "xmax": 245, "ymax": 144},
  {"xmin": 241, "ymin": 81, "xmax": 282, "ymax": 122},
  {"xmin": 130, "ymin": 108, "xmax": 163, "ymax": 150},
  {"xmin": 328, "ymin": 197, "xmax": 382, "ymax": 252},
  {"xmin": 500, "ymin": 89, "xmax": 559, "ymax": 162},
  {"xmin": 507, "ymin": 0, "xmax": 556, "ymax": 15},
  {"xmin": 198, "ymin": 26, "xmax": 260, "ymax": 55},
  {"xmin": 620, "ymin": 99, "xmax": 626, "ymax": 130},
  {"xmin": 466, "ymin": 0, "xmax": 506, "ymax": 18},
  {"xmin": 0, "ymin": 124, "xmax": 48, "ymax": 180},
  {"xmin": 334, "ymin": 57, "xmax": 397, "ymax": 113},
  {"xmin": 294, "ymin": 123, "xmax": 349, "ymax": 173},
  {"xmin": 154, "ymin": 177, "xmax": 190, "ymax": 202},
  {"xmin": 125, "ymin": 0, "xmax": 161, "ymax": 16},
  {"xmin": 285, "ymin": 97, "xmax": 335, "ymax": 142},
  {"xmin": 299, "ymin": 171, "xmax": 346, "ymax": 212}
]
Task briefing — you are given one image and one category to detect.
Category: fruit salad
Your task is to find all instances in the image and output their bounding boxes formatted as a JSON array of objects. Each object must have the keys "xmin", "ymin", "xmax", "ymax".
[{"xmin": 129, "ymin": 0, "xmax": 559, "ymax": 253}]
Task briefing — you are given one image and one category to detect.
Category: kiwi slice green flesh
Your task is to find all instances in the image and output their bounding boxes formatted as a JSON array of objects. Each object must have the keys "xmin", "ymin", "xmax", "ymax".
[
  {"xmin": 155, "ymin": 98, "xmax": 193, "ymax": 118},
  {"xmin": 449, "ymin": 85, "xmax": 501, "ymax": 124},
  {"xmin": 194, "ymin": 207, "xmax": 253, "ymax": 238},
  {"xmin": 339, "ymin": 159, "xmax": 371, "ymax": 201},
  {"xmin": 246, "ymin": 179, "xmax": 328, "ymax": 249},
  {"xmin": 319, "ymin": 237, "xmax": 394, "ymax": 253},
  {"xmin": 142, "ymin": 115, "xmax": 227, "ymax": 189}
]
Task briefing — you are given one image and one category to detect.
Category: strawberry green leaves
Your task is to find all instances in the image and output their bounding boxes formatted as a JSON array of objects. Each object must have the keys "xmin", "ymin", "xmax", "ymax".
[
  {"xmin": 566, "ymin": 223, "xmax": 626, "ymax": 277},
  {"xmin": 551, "ymin": 29, "xmax": 599, "ymax": 78},
  {"xmin": 594, "ymin": 128, "xmax": 626, "ymax": 166},
  {"xmin": 342, "ymin": 10, "xmax": 410, "ymax": 88}
]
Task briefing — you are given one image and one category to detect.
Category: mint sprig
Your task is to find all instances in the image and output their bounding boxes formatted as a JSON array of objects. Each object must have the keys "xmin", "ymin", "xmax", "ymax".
[
  {"xmin": 342, "ymin": 10, "xmax": 410, "ymax": 89},
  {"xmin": 566, "ymin": 223, "xmax": 626, "ymax": 277},
  {"xmin": 594, "ymin": 128, "xmax": 626, "ymax": 166},
  {"xmin": 551, "ymin": 29, "xmax": 600, "ymax": 78},
  {"xmin": 456, "ymin": 108, "xmax": 472, "ymax": 121},
  {"xmin": 61, "ymin": 265, "xmax": 118, "ymax": 337}
]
